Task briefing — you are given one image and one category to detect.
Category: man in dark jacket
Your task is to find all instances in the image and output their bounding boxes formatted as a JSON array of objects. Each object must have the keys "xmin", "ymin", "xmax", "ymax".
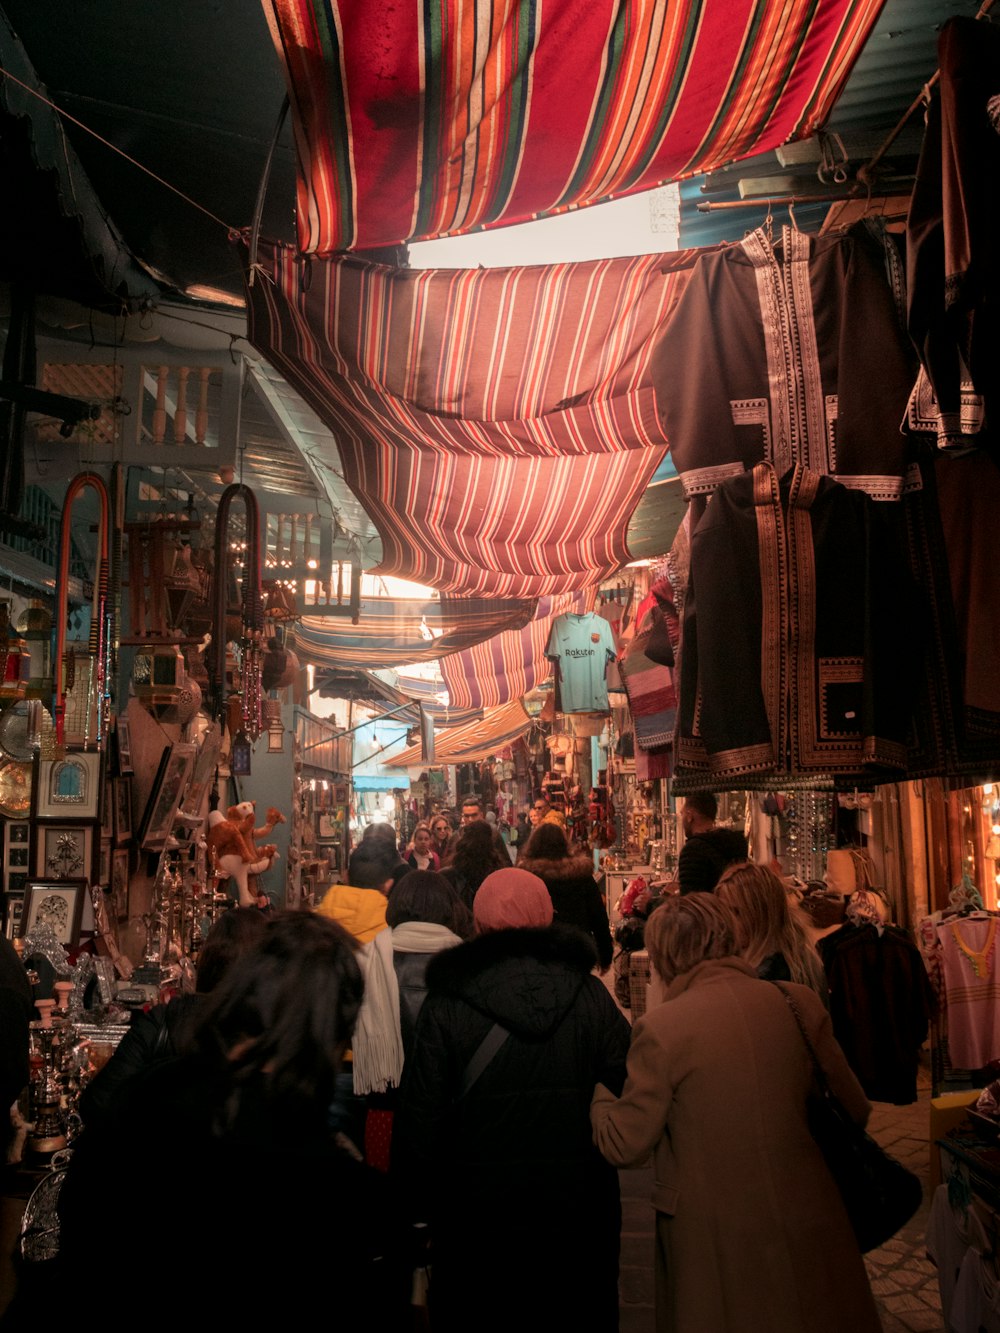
[
  {"xmin": 394, "ymin": 867, "xmax": 629, "ymax": 1333},
  {"xmin": 677, "ymin": 792, "xmax": 748, "ymax": 895}
]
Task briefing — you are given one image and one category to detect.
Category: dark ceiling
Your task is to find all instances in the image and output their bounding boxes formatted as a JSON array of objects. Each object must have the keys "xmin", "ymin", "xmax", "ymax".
[{"xmin": 0, "ymin": 0, "xmax": 297, "ymax": 304}]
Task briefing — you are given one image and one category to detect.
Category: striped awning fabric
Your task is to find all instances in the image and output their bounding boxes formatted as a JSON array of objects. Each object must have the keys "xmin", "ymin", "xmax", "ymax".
[
  {"xmin": 385, "ymin": 700, "xmax": 533, "ymax": 767},
  {"xmin": 262, "ymin": 0, "xmax": 885, "ymax": 254},
  {"xmin": 440, "ymin": 590, "xmax": 592, "ymax": 712},
  {"xmin": 246, "ymin": 241, "xmax": 702, "ymax": 597},
  {"xmin": 296, "ymin": 594, "xmax": 535, "ymax": 670}
]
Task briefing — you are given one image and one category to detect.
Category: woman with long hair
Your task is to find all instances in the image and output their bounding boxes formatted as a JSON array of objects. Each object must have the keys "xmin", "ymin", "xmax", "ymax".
[
  {"xmin": 387, "ymin": 869, "xmax": 470, "ymax": 1055},
  {"xmin": 80, "ymin": 907, "xmax": 269, "ymax": 1127},
  {"xmin": 441, "ymin": 818, "xmax": 508, "ymax": 912},
  {"xmin": 57, "ymin": 913, "xmax": 408, "ymax": 1326},
  {"xmin": 715, "ymin": 861, "xmax": 828, "ymax": 1000},
  {"xmin": 591, "ymin": 894, "xmax": 881, "ymax": 1333},
  {"xmin": 516, "ymin": 822, "xmax": 613, "ymax": 971}
]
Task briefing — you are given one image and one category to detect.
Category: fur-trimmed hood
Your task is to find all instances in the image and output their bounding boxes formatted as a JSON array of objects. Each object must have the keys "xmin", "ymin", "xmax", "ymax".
[
  {"xmin": 425, "ymin": 924, "xmax": 598, "ymax": 1039},
  {"xmin": 516, "ymin": 852, "xmax": 596, "ymax": 884}
]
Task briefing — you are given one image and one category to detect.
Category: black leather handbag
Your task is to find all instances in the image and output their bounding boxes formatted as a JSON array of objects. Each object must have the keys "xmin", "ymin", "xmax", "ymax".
[{"xmin": 776, "ymin": 983, "xmax": 923, "ymax": 1253}]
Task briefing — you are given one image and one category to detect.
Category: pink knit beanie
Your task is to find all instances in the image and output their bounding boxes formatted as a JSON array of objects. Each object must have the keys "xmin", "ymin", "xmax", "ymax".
[{"xmin": 473, "ymin": 868, "xmax": 554, "ymax": 931}]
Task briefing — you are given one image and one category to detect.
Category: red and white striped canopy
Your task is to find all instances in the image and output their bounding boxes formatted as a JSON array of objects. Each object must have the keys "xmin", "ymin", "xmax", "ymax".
[
  {"xmin": 246, "ymin": 241, "xmax": 702, "ymax": 597},
  {"xmin": 263, "ymin": 0, "xmax": 885, "ymax": 254}
]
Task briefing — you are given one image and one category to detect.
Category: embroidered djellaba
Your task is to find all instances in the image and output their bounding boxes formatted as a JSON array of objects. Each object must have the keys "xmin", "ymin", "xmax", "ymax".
[{"xmin": 675, "ymin": 463, "xmax": 917, "ymax": 786}]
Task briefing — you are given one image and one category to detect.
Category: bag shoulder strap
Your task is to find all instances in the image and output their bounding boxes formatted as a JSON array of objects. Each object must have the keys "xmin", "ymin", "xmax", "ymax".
[
  {"xmin": 459, "ymin": 1022, "xmax": 510, "ymax": 1098},
  {"xmin": 773, "ymin": 982, "xmax": 830, "ymax": 1093}
]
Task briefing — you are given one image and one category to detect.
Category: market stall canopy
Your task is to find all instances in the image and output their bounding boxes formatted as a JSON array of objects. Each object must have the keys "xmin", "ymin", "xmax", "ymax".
[
  {"xmin": 246, "ymin": 240, "xmax": 702, "ymax": 597},
  {"xmin": 385, "ymin": 701, "xmax": 533, "ymax": 767},
  {"xmin": 263, "ymin": 0, "xmax": 885, "ymax": 254},
  {"xmin": 297, "ymin": 593, "xmax": 535, "ymax": 671},
  {"xmin": 440, "ymin": 591, "xmax": 591, "ymax": 713}
]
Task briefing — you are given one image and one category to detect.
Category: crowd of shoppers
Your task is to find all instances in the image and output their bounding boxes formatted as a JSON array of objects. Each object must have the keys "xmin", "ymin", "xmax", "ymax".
[{"xmin": 7, "ymin": 793, "xmax": 888, "ymax": 1333}]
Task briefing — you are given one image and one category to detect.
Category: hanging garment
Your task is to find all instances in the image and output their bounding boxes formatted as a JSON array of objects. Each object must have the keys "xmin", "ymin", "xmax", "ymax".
[
  {"xmin": 674, "ymin": 462, "xmax": 917, "ymax": 787},
  {"xmin": 652, "ymin": 221, "xmax": 919, "ymax": 516},
  {"xmin": 906, "ymin": 17, "xmax": 1000, "ymax": 453},
  {"xmin": 545, "ymin": 612, "xmax": 616, "ymax": 714},
  {"xmin": 936, "ymin": 916, "xmax": 1000, "ymax": 1070},
  {"xmin": 817, "ymin": 922, "xmax": 935, "ymax": 1105}
]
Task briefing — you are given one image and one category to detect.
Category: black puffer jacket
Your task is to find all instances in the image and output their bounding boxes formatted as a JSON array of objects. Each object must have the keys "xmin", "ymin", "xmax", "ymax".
[
  {"xmin": 516, "ymin": 851, "xmax": 614, "ymax": 968},
  {"xmin": 394, "ymin": 924, "xmax": 629, "ymax": 1333}
]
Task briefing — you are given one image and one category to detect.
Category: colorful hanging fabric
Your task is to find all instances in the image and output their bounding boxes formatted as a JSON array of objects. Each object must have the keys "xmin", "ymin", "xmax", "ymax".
[
  {"xmin": 440, "ymin": 591, "xmax": 591, "ymax": 713},
  {"xmin": 263, "ymin": 0, "xmax": 886, "ymax": 254},
  {"xmin": 296, "ymin": 594, "xmax": 534, "ymax": 670},
  {"xmin": 246, "ymin": 240, "xmax": 701, "ymax": 597},
  {"xmin": 385, "ymin": 701, "xmax": 533, "ymax": 766}
]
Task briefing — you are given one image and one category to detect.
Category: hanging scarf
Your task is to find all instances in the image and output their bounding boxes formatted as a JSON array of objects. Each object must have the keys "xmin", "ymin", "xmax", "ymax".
[
  {"xmin": 351, "ymin": 930, "xmax": 405, "ymax": 1096},
  {"xmin": 391, "ymin": 921, "xmax": 464, "ymax": 954}
]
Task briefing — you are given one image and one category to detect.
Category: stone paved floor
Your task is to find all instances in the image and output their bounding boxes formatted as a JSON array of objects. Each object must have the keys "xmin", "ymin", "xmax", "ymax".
[{"xmin": 616, "ymin": 1064, "xmax": 942, "ymax": 1332}]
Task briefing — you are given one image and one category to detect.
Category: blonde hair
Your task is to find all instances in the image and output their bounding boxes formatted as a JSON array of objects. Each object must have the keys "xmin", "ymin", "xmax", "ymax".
[
  {"xmin": 644, "ymin": 894, "xmax": 737, "ymax": 984},
  {"xmin": 716, "ymin": 862, "xmax": 827, "ymax": 998}
]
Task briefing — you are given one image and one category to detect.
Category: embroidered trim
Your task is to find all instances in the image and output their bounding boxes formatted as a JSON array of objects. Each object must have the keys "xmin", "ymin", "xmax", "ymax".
[
  {"xmin": 825, "ymin": 394, "xmax": 838, "ymax": 472},
  {"xmin": 787, "ymin": 228, "xmax": 827, "ymax": 474},
  {"xmin": 950, "ymin": 918, "xmax": 998, "ymax": 979},
  {"xmin": 754, "ymin": 463, "xmax": 785, "ymax": 769},
  {"xmin": 834, "ymin": 474, "xmax": 905, "ymax": 502},
  {"xmin": 818, "ymin": 657, "xmax": 863, "ymax": 738},
  {"xmin": 681, "ymin": 461, "xmax": 747, "ymax": 498},
  {"xmin": 743, "ymin": 230, "xmax": 793, "ymax": 477},
  {"xmin": 707, "ymin": 742, "xmax": 776, "ymax": 776}
]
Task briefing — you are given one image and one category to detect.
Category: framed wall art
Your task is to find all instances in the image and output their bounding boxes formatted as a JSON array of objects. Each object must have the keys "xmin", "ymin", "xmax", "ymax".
[
  {"xmin": 97, "ymin": 839, "xmax": 112, "ymax": 889},
  {"xmin": 22, "ymin": 879, "xmax": 86, "ymax": 945},
  {"xmin": 36, "ymin": 824, "xmax": 94, "ymax": 881},
  {"xmin": 3, "ymin": 820, "xmax": 30, "ymax": 896},
  {"xmin": 115, "ymin": 717, "xmax": 133, "ymax": 775},
  {"xmin": 141, "ymin": 743, "xmax": 197, "ymax": 850},
  {"xmin": 35, "ymin": 752, "xmax": 102, "ymax": 820},
  {"xmin": 114, "ymin": 776, "xmax": 133, "ymax": 844},
  {"xmin": 111, "ymin": 849, "xmax": 130, "ymax": 921},
  {"xmin": 3, "ymin": 891, "xmax": 24, "ymax": 940}
]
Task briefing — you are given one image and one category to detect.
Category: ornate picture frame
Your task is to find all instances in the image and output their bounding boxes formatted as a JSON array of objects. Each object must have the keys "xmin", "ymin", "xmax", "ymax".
[
  {"xmin": 35, "ymin": 752, "xmax": 102, "ymax": 820},
  {"xmin": 22, "ymin": 880, "xmax": 87, "ymax": 945},
  {"xmin": 36, "ymin": 824, "xmax": 94, "ymax": 882}
]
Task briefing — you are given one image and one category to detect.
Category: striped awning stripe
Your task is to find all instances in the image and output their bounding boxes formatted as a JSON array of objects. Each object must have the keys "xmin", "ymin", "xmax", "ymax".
[
  {"xmin": 440, "ymin": 590, "xmax": 592, "ymax": 712},
  {"xmin": 296, "ymin": 594, "xmax": 535, "ymax": 670},
  {"xmin": 262, "ymin": 0, "xmax": 885, "ymax": 254},
  {"xmin": 246, "ymin": 241, "xmax": 702, "ymax": 597},
  {"xmin": 385, "ymin": 701, "xmax": 533, "ymax": 767}
]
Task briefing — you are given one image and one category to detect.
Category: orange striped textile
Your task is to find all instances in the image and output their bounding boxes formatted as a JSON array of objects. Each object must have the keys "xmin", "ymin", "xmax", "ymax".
[
  {"xmin": 262, "ymin": 0, "xmax": 885, "ymax": 253},
  {"xmin": 440, "ymin": 591, "xmax": 591, "ymax": 712},
  {"xmin": 245, "ymin": 239, "xmax": 702, "ymax": 597},
  {"xmin": 385, "ymin": 701, "xmax": 533, "ymax": 766}
]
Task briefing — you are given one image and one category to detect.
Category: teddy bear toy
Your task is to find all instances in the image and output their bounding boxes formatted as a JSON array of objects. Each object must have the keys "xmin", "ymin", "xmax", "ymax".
[{"xmin": 204, "ymin": 801, "xmax": 285, "ymax": 908}]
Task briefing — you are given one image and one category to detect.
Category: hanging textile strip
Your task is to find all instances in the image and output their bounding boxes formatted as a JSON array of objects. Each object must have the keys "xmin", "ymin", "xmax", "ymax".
[
  {"xmin": 245, "ymin": 240, "xmax": 702, "ymax": 597},
  {"xmin": 263, "ymin": 0, "xmax": 885, "ymax": 254},
  {"xmin": 950, "ymin": 918, "xmax": 999, "ymax": 980},
  {"xmin": 385, "ymin": 701, "xmax": 533, "ymax": 767},
  {"xmin": 440, "ymin": 590, "xmax": 591, "ymax": 713},
  {"xmin": 296, "ymin": 595, "xmax": 535, "ymax": 671}
]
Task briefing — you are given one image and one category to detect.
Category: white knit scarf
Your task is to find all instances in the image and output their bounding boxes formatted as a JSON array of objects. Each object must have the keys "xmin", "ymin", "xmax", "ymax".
[
  {"xmin": 391, "ymin": 921, "xmax": 464, "ymax": 954},
  {"xmin": 352, "ymin": 929, "xmax": 405, "ymax": 1096}
]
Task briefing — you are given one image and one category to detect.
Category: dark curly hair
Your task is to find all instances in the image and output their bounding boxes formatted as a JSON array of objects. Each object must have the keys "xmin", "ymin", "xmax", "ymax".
[{"xmin": 188, "ymin": 911, "xmax": 363, "ymax": 1121}]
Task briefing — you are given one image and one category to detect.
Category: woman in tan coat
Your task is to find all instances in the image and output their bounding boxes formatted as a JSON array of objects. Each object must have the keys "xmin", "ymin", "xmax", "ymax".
[{"xmin": 591, "ymin": 894, "xmax": 882, "ymax": 1333}]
